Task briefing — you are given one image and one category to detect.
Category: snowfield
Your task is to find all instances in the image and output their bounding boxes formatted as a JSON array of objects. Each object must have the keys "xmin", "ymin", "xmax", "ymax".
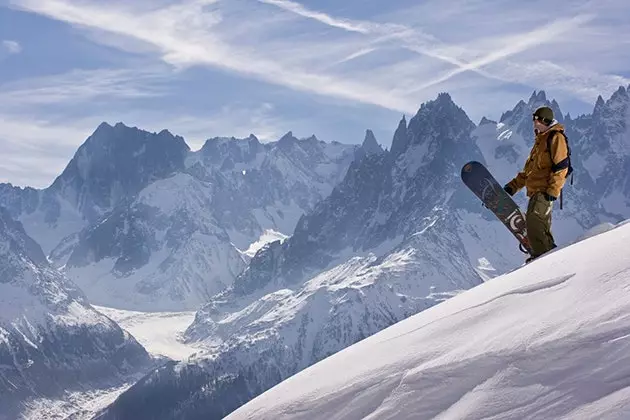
[{"xmin": 228, "ymin": 220, "xmax": 630, "ymax": 420}]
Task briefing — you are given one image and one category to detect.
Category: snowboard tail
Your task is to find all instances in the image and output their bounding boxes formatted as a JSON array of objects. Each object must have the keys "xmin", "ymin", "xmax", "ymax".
[{"xmin": 461, "ymin": 161, "xmax": 532, "ymax": 255}]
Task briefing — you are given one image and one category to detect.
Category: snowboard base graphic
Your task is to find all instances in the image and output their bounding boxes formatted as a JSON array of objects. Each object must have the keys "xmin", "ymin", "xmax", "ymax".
[{"xmin": 461, "ymin": 161, "xmax": 532, "ymax": 255}]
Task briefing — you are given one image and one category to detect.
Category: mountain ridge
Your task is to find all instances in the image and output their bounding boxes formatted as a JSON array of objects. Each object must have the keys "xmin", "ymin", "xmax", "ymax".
[
  {"xmin": 0, "ymin": 124, "xmax": 361, "ymax": 310},
  {"xmin": 0, "ymin": 206, "xmax": 152, "ymax": 419}
]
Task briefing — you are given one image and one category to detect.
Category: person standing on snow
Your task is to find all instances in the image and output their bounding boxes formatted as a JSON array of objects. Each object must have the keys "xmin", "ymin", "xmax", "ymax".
[{"xmin": 503, "ymin": 106, "xmax": 571, "ymax": 263}]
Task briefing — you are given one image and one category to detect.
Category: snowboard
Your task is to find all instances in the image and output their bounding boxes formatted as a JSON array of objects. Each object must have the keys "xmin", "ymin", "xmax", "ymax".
[{"xmin": 461, "ymin": 161, "xmax": 532, "ymax": 255}]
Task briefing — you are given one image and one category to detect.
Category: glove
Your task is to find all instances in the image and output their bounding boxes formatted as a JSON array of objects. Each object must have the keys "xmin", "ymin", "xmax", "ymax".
[
  {"xmin": 503, "ymin": 185, "xmax": 514, "ymax": 196},
  {"xmin": 543, "ymin": 193, "xmax": 556, "ymax": 201}
]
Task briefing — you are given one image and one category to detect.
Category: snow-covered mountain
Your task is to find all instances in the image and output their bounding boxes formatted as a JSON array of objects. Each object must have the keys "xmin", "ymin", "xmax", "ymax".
[
  {"xmin": 224, "ymin": 94, "xmax": 487, "ymax": 296},
  {"xmin": 184, "ymin": 131, "xmax": 357, "ymax": 251},
  {"xmin": 0, "ymin": 122, "xmax": 190, "ymax": 255},
  {"xmin": 0, "ymin": 207, "xmax": 151, "ymax": 420},
  {"xmin": 573, "ymin": 86, "xmax": 630, "ymax": 217},
  {"xmin": 59, "ymin": 172, "xmax": 247, "ymax": 311},
  {"xmin": 227, "ymin": 220, "xmax": 630, "ymax": 420},
  {"xmin": 0, "ymin": 124, "xmax": 358, "ymax": 311},
  {"xmin": 97, "ymin": 87, "xmax": 630, "ymax": 419}
]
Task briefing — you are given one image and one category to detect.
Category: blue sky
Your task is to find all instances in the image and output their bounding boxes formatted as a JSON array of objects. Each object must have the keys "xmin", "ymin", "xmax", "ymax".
[{"xmin": 1, "ymin": 0, "xmax": 629, "ymax": 188}]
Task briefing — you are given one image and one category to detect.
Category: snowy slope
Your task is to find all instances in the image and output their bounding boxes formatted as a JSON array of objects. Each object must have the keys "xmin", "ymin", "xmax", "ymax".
[
  {"xmin": 242, "ymin": 229, "xmax": 289, "ymax": 259},
  {"xmin": 0, "ymin": 182, "xmax": 87, "ymax": 258},
  {"xmin": 228, "ymin": 220, "xmax": 630, "ymax": 420},
  {"xmin": 0, "ymin": 207, "xmax": 151, "ymax": 420}
]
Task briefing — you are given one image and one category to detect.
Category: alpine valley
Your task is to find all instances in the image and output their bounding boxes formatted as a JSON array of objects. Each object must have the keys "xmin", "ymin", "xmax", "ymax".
[{"xmin": 1, "ymin": 85, "xmax": 629, "ymax": 419}]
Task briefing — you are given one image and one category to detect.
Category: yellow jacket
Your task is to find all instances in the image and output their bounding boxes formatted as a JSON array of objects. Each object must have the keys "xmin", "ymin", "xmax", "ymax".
[{"xmin": 507, "ymin": 123, "xmax": 569, "ymax": 198}]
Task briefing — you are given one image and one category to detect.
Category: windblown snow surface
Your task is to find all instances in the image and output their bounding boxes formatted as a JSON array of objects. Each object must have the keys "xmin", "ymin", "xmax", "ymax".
[{"xmin": 228, "ymin": 220, "xmax": 630, "ymax": 420}]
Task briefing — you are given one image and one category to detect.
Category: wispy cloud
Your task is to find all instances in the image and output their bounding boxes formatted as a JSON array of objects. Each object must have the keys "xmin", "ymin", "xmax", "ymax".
[
  {"xmin": 405, "ymin": 14, "xmax": 596, "ymax": 95},
  {"xmin": 0, "ymin": 67, "xmax": 171, "ymax": 109},
  {"xmin": 256, "ymin": 0, "xmax": 629, "ymax": 104},
  {"xmin": 10, "ymin": 0, "xmax": 629, "ymax": 119},
  {"xmin": 257, "ymin": 0, "xmax": 378, "ymax": 34},
  {"xmin": 0, "ymin": 113, "xmax": 95, "ymax": 187},
  {"xmin": 9, "ymin": 0, "xmax": 420, "ymax": 113},
  {"xmin": 179, "ymin": 102, "xmax": 285, "ymax": 145},
  {"xmin": 2, "ymin": 39, "xmax": 22, "ymax": 54}
]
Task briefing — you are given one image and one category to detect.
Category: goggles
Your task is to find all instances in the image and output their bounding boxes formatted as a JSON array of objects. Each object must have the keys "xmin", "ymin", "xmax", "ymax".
[{"xmin": 532, "ymin": 114, "xmax": 551, "ymax": 123}]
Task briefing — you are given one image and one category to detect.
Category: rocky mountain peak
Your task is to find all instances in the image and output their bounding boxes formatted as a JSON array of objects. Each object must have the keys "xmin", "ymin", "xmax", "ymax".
[
  {"xmin": 353, "ymin": 129, "xmax": 385, "ymax": 163},
  {"xmin": 528, "ymin": 90, "xmax": 547, "ymax": 104},
  {"xmin": 362, "ymin": 129, "xmax": 383, "ymax": 154},
  {"xmin": 200, "ymin": 135, "xmax": 263, "ymax": 167},
  {"xmin": 390, "ymin": 114, "xmax": 410, "ymax": 157},
  {"xmin": 499, "ymin": 100, "xmax": 526, "ymax": 124},
  {"xmin": 278, "ymin": 131, "xmax": 299, "ymax": 147},
  {"xmin": 613, "ymin": 85, "xmax": 628, "ymax": 98},
  {"xmin": 407, "ymin": 91, "xmax": 475, "ymax": 150},
  {"xmin": 94, "ymin": 121, "xmax": 114, "ymax": 134},
  {"xmin": 47, "ymin": 122, "xmax": 190, "ymax": 222},
  {"xmin": 304, "ymin": 134, "xmax": 320, "ymax": 143},
  {"xmin": 594, "ymin": 95, "xmax": 606, "ymax": 114},
  {"xmin": 0, "ymin": 183, "xmax": 39, "ymax": 218},
  {"xmin": 608, "ymin": 86, "xmax": 630, "ymax": 111}
]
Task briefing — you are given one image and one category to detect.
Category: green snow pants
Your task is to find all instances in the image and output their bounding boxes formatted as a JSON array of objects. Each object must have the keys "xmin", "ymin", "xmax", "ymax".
[{"xmin": 526, "ymin": 192, "xmax": 557, "ymax": 258}]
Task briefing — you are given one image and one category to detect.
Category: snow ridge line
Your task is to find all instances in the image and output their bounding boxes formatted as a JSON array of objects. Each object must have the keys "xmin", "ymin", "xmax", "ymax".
[{"xmin": 378, "ymin": 274, "xmax": 575, "ymax": 344}]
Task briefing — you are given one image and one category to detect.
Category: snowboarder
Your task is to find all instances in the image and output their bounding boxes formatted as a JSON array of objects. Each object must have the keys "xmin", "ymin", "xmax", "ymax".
[{"xmin": 503, "ymin": 106, "xmax": 570, "ymax": 263}]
